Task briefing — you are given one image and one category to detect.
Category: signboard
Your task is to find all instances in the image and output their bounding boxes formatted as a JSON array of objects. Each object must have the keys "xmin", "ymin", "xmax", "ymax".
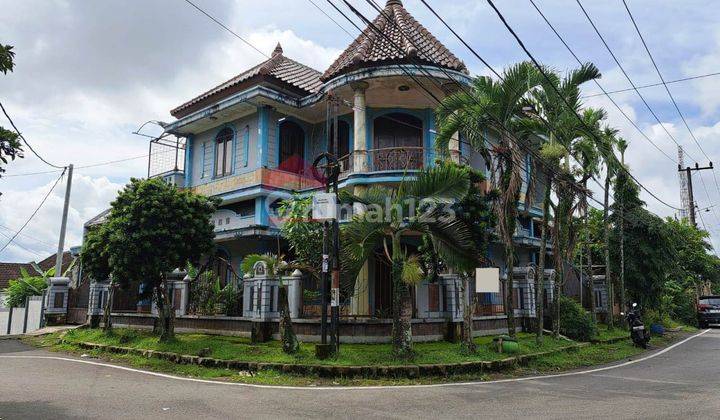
[
  {"xmin": 312, "ymin": 192, "xmax": 337, "ymax": 221},
  {"xmin": 475, "ymin": 267, "xmax": 500, "ymax": 293}
]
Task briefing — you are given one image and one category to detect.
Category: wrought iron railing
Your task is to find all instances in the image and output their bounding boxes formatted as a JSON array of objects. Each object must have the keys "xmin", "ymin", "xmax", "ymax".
[{"xmin": 368, "ymin": 146, "xmax": 424, "ymax": 171}]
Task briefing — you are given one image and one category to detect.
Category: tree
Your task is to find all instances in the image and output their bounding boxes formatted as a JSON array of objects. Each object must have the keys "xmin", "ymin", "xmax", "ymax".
[
  {"xmin": 436, "ymin": 62, "xmax": 543, "ymax": 336},
  {"xmin": 610, "ymin": 171, "xmax": 672, "ymax": 309},
  {"xmin": 341, "ymin": 164, "xmax": 478, "ymax": 358},
  {"xmin": 81, "ymin": 178, "xmax": 218, "ymax": 342},
  {"xmin": 278, "ymin": 194, "xmax": 323, "ymax": 276},
  {"xmin": 1, "ymin": 44, "xmax": 22, "ymax": 182},
  {"xmin": 521, "ymin": 63, "xmax": 601, "ymax": 338},
  {"xmin": 435, "ymin": 161, "xmax": 495, "ymax": 353},
  {"xmin": 81, "ymin": 224, "xmax": 115, "ymax": 330},
  {"xmin": 242, "ymin": 253, "xmax": 300, "ymax": 354}
]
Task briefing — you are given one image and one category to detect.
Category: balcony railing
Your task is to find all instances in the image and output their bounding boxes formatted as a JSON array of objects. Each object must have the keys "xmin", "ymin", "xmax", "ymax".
[{"xmin": 369, "ymin": 146, "xmax": 424, "ymax": 171}]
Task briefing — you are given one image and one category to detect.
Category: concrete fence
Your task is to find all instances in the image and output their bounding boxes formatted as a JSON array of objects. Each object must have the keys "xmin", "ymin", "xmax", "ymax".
[{"xmin": 0, "ymin": 296, "xmax": 44, "ymax": 336}]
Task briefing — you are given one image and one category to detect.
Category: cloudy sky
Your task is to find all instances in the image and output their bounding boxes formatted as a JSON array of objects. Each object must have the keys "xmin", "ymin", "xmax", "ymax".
[{"xmin": 1, "ymin": 0, "xmax": 719, "ymax": 263}]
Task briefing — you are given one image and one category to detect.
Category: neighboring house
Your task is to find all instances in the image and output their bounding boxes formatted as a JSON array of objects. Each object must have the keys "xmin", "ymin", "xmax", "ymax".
[
  {"xmin": 86, "ymin": 0, "xmax": 554, "ymax": 340},
  {"xmin": 0, "ymin": 252, "xmax": 77, "ymax": 306}
]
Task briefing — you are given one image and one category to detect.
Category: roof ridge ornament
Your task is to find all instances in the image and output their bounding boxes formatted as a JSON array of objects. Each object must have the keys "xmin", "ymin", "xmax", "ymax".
[
  {"xmin": 272, "ymin": 42, "xmax": 283, "ymax": 56},
  {"xmin": 387, "ymin": 0, "xmax": 402, "ymax": 6}
]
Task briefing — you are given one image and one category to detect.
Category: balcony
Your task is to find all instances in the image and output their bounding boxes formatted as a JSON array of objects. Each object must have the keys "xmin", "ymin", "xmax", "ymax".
[
  {"xmin": 339, "ymin": 147, "xmax": 426, "ymax": 176},
  {"xmin": 212, "ymin": 209, "xmax": 254, "ymax": 233},
  {"xmin": 191, "ymin": 168, "xmax": 323, "ymax": 197}
]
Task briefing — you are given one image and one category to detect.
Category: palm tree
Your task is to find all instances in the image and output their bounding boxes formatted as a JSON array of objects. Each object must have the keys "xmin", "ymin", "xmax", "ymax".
[
  {"xmin": 596, "ymin": 127, "xmax": 622, "ymax": 328},
  {"xmin": 616, "ymin": 138, "xmax": 629, "ymax": 317},
  {"xmin": 519, "ymin": 63, "xmax": 602, "ymax": 339},
  {"xmin": 435, "ymin": 62, "xmax": 543, "ymax": 337},
  {"xmin": 242, "ymin": 253, "xmax": 300, "ymax": 354},
  {"xmin": 341, "ymin": 164, "xmax": 478, "ymax": 358}
]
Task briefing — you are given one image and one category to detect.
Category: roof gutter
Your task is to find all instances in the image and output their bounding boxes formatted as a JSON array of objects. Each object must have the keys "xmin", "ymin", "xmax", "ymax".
[{"xmin": 164, "ymin": 86, "xmax": 301, "ymax": 135}]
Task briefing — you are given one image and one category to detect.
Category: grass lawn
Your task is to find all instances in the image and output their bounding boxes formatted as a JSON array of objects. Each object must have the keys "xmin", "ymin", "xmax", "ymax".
[
  {"xmin": 25, "ymin": 328, "xmax": 689, "ymax": 386},
  {"xmin": 595, "ymin": 325, "xmax": 631, "ymax": 341},
  {"xmin": 56, "ymin": 327, "xmax": 574, "ymax": 366}
]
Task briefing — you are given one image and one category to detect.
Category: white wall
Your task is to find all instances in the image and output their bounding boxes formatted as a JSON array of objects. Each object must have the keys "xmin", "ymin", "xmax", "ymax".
[{"xmin": 0, "ymin": 295, "xmax": 44, "ymax": 336}]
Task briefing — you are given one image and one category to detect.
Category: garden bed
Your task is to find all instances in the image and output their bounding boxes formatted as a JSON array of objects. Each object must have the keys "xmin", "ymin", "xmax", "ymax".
[{"xmin": 57, "ymin": 328, "xmax": 584, "ymax": 378}]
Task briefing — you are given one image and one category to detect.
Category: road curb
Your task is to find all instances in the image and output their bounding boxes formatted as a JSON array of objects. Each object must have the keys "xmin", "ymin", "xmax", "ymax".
[{"xmin": 67, "ymin": 339, "xmax": 587, "ymax": 378}]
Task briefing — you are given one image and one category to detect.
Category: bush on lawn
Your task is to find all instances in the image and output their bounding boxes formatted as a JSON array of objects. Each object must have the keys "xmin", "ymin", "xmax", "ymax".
[{"xmin": 559, "ymin": 296, "xmax": 597, "ymax": 342}]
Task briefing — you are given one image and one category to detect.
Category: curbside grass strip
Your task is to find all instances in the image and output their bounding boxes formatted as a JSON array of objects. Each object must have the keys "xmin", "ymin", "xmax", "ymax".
[{"xmin": 66, "ymin": 339, "xmax": 589, "ymax": 379}]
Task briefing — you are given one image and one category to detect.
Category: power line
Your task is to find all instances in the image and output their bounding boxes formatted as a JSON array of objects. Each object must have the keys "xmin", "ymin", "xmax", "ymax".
[
  {"xmin": 573, "ymin": 0, "xmax": 699, "ymax": 164},
  {"xmin": 182, "ymin": 0, "xmax": 269, "ymax": 59},
  {"xmin": 0, "ymin": 168, "xmax": 66, "ymax": 255},
  {"xmin": 582, "ymin": 71, "xmax": 720, "ymax": 98},
  {"xmin": 0, "ymin": 101, "xmax": 66, "ymax": 169},
  {"xmin": 0, "ymin": 224, "xmax": 56, "ymax": 248},
  {"xmin": 417, "ymin": 0, "xmax": 681, "ymax": 211},
  {"xmin": 483, "ymin": 0, "xmax": 681, "ymax": 211},
  {"xmin": 0, "ymin": 229, "xmax": 43, "ymax": 257},
  {"xmin": 307, "ymin": 0, "xmax": 355, "ymax": 38},
  {"xmin": 619, "ymin": 0, "xmax": 720, "ymax": 213},
  {"xmin": 2, "ymin": 147, "xmax": 180, "ymax": 178},
  {"xmin": 527, "ymin": 0, "xmax": 677, "ymax": 165}
]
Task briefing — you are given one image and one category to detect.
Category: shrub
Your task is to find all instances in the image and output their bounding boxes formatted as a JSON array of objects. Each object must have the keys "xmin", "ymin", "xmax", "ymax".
[
  {"xmin": 2, "ymin": 274, "xmax": 47, "ymax": 308},
  {"xmin": 558, "ymin": 295, "xmax": 597, "ymax": 342}
]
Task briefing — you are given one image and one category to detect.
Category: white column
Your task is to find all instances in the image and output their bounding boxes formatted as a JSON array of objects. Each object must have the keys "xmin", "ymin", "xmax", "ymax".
[{"xmin": 351, "ymin": 82, "xmax": 369, "ymax": 172}]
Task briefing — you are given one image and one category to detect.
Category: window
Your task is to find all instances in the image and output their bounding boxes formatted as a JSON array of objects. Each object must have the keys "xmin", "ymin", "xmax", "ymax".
[
  {"xmin": 373, "ymin": 113, "xmax": 423, "ymax": 170},
  {"xmin": 278, "ymin": 120, "xmax": 305, "ymax": 174},
  {"xmin": 595, "ymin": 290, "xmax": 604, "ymax": 309},
  {"xmin": 518, "ymin": 287, "xmax": 526, "ymax": 309},
  {"xmin": 214, "ymin": 127, "xmax": 234, "ymax": 177}
]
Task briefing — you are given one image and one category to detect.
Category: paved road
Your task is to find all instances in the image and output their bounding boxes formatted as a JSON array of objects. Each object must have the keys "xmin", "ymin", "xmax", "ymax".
[{"xmin": 1, "ymin": 330, "xmax": 719, "ymax": 419}]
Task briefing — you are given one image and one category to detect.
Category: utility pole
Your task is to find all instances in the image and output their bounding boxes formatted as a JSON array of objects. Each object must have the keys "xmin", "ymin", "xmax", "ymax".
[
  {"xmin": 55, "ymin": 164, "xmax": 73, "ymax": 275},
  {"xmin": 678, "ymin": 161, "xmax": 713, "ymax": 228}
]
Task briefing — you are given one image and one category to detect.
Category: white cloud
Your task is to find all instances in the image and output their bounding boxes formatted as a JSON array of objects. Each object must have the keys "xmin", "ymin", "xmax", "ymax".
[{"xmin": 0, "ymin": 175, "xmax": 123, "ymax": 263}]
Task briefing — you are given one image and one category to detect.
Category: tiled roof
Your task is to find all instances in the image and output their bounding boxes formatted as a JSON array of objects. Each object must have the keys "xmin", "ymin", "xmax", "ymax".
[
  {"xmin": 320, "ymin": 0, "xmax": 467, "ymax": 82},
  {"xmin": 0, "ymin": 252, "xmax": 74, "ymax": 291},
  {"xmin": 171, "ymin": 43, "xmax": 323, "ymax": 118}
]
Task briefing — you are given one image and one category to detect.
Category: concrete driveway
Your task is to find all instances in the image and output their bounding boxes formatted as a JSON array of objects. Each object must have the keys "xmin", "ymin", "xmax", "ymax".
[{"xmin": 1, "ymin": 329, "xmax": 718, "ymax": 419}]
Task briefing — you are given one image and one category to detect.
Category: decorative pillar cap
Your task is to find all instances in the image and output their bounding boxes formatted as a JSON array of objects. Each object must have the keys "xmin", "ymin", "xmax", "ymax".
[{"xmin": 350, "ymin": 81, "xmax": 369, "ymax": 93}]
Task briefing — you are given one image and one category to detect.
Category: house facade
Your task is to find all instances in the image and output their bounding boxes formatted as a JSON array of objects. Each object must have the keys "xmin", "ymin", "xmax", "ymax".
[{"xmin": 92, "ymin": 0, "xmax": 554, "ymax": 341}]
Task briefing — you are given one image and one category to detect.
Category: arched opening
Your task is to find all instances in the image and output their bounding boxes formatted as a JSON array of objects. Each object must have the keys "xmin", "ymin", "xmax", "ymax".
[
  {"xmin": 278, "ymin": 120, "xmax": 305, "ymax": 174},
  {"xmin": 373, "ymin": 112, "xmax": 423, "ymax": 171},
  {"xmin": 214, "ymin": 127, "xmax": 234, "ymax": 177}
]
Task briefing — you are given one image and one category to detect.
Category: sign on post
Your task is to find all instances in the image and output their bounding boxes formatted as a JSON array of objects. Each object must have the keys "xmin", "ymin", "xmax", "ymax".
[
  {"xmin": 475, "ymin": 267, "xmax": 500, "ymax": 293},
  {"xmin": 312, "ymin": 192, "xmax": 338, "ymax": 221}
]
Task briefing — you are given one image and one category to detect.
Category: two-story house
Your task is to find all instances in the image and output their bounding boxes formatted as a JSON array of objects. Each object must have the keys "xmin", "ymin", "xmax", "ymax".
[{"xmin": 94, "ymin": 0, "xmax": 554, "ymax": 340}]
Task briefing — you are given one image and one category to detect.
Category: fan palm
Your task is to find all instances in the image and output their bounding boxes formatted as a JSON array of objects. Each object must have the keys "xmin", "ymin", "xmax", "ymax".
[
  {"xmin": 341, "ymin": 164, "xmax": 478, "ymax": 358},
  {"xmin": 435, "ymin": 62, "xmax": 543, "ymax": 336}
]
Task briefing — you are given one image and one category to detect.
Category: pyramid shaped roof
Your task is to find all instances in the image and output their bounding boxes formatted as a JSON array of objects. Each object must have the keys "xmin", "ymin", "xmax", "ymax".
[{"xmin": 321, "ymin": 0, "xmax": 467, "ymax": 82}]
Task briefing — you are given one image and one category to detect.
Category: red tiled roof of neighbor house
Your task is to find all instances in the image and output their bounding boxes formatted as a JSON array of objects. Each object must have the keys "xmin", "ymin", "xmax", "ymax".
[
  {"xmin": 320, "ymin": 0, "xmax": 468, "ymax": 82},
  {"xmin": 0, "ymin": 252, "xmax": 74, "ymax": 291},
  {"xmin": 170, "ymin": 43, "xmax": 323, "ymax": 118}
]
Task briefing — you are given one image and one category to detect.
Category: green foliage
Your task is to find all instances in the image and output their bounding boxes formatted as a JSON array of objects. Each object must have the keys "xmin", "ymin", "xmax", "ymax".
[
  {"xmin": 81, "ymin": 178, "xmax": 219, "ymax": 293},
  {"xmin": 558, "ymin": 296, "xmax": 597, "ymax": 342},
  {"xmin": 2, "ymin": 270, "xmax": 47, "ymax": 308},
  {"xmin": 278, "ymin": 194, "xmax": 322, "ymax": 273},
  {"xmin": 190, "ymin": 270, "xmax": 221, "ymax": 316},
  {"xmin": 0, "ymin": 44, "xmax": 14, "ymax": 74}
]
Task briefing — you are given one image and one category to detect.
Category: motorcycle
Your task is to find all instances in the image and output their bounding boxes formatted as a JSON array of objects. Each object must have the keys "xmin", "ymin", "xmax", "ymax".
[{"xmin": 621, "ymin": 303, "xmax": 650, "ymax": 349}]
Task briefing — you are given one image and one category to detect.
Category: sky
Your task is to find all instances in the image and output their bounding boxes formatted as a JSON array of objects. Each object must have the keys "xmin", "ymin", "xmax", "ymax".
[{"xmin": 1, "ymin": 0, "xmax": 720, "ymax": 263}]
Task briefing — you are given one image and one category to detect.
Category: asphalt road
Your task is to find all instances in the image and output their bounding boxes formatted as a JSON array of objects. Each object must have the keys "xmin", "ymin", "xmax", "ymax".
[{"xmin": 1, "ymin": 329, "xmax": 718, "ymax": 419}]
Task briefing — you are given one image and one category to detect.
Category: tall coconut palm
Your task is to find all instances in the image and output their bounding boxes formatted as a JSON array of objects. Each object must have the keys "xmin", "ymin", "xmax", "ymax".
[
  {"xmin": 435, "ymin": 62, "xmax": 544, "ymax": 336},
  {"xmin": 596, "ymin": 127, "xmax": 622, "ymax": 328},
  {"xmin": 518, "ymin": 63, "xmax": 602, "ymax": 339},
  {"xmin": 616, "ymin": 138, "xmax": 629, "ymax": 317},
  {"xmin": 341, "ymin": 164, "xmax": 478, "ymax": 358}
]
